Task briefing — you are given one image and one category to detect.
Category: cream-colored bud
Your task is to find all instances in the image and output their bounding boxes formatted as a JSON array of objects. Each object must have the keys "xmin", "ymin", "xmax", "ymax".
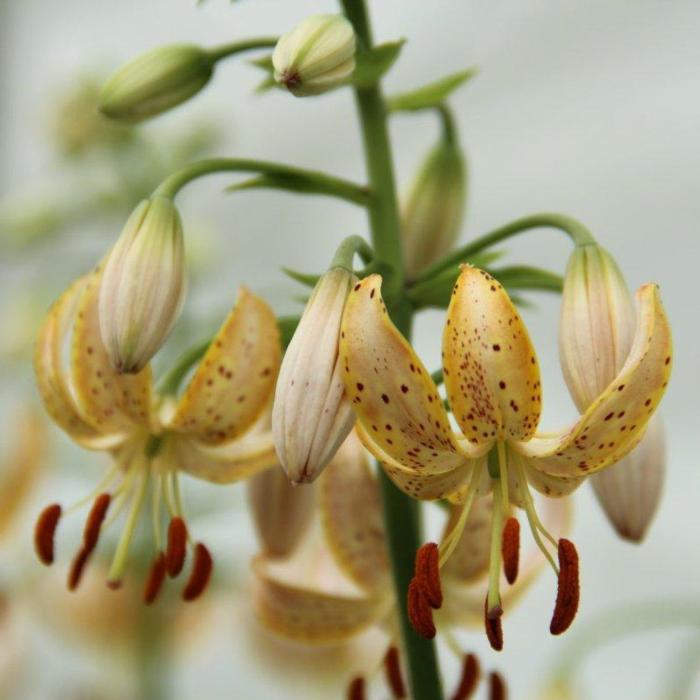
[
  {"xmin": 272, "ymin": 267, "xmax": 357, "ymax": 483},
  {"xmin": 247, "ymin": 466, "xmax": 315, "ymax": 558},
  {"xmin": 401, "ymin": 139, "xmax": 466, "ymax": 279},
  {"xmin": 98, "ymin": 195, "xmax": 186, "ymax": 373},
  {"xmin": 272, "ymin": 15, "xmax": 356, "ymax": 97},
  {"xmin": 99, "ymin": 44, "xmax": 213, "ymax": 123}
]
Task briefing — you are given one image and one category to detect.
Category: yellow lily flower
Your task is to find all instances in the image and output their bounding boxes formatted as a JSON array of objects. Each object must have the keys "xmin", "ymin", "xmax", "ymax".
[
  {"xmin": 338, "ymin": 265, "xmax": 672, "ymax": 646},
  {"xmin": 33, "ymin": 265, "xmax": 281, "ymax": 601}
]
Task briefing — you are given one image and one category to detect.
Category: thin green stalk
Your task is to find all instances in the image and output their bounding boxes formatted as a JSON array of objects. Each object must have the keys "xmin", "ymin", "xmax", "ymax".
[
  {"xmin": 330, "ymin": 234, "xmax": 374, "ymax": 270},
  {"xmin": 206, "ymin": 37, "xmax": 278, "ymax": 63},
  {"xmin": 157, "ymin": 339, "xmax": 210, "ymax": 396}
]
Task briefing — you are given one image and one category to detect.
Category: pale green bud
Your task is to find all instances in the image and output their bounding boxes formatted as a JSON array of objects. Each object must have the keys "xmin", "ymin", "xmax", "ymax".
[
  {"xmin": 98, "ymin": 196, "xmax": 186, "ymax": 374},
  {"xmin": 401, "ymin": 139, "xmax": 466, "ymax": 279},
  {"xmin": 99, "ymin": 44, "xmax": 213, "ymax": 123},
  {"xmin": 272, "ymin": 14, "xmax": 356, "ymax": 97}
]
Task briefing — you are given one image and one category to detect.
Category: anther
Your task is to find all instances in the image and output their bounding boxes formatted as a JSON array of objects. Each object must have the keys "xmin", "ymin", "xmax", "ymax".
[
  {"xmin": 166, "ymin": 516, "xmax": 188, "ymax": 577},
  {"xmin": 182, "ymin": 543, "xmax": 213, "ymax": 602},
  {"xmin": 67, "ymin": 546, "xmax": 90, "ymax": 591},
  {"xmin": 83, "ymin": 493, "xmax": 111, "ymax": 553},
  {"xmin": 144, "ymin": 551, "xmax": 167, "ymax": 605},
  {"xmin": 501, "ymin": 517, "xmax": 520, "ymax": 585},
  {"xmin": 383, "ymin": 646, "xmax": 406, "ymax": 698},
  {"xmin": 488, "ymin": 671, "xmax": 507, "ymax": 700},
  {"xmin": 414, "ymin": 542, "xmax": 442, "ymax": 609},
  {"xmin": 484, "ymin": 596, "xmax": 503, "ymax": 652},
  {"xmin": 34, "ymin": 503, "xmax": 62, "ymax": 565},
  {"xmin": 450, "ymin": 653, "xmax": 480, "ymax": 700},
  {"xmin": 347, "ymin": 676, "xmax": 366, "ymax": 700},
  {"xmin": 407, "ymin": 578, "xmax": 436, "ymax": 639},
  {"xmin": 550, "ymin": 538, "xmax": 580, "ymax": 635}
]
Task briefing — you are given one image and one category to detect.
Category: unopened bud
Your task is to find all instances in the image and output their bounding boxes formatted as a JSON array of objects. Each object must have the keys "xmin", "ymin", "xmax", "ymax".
[
  {"xmin": 272, "ymin": 14, "xmax": 356, "ymax": 97},
  {"xmin": 272, "ymin": 267, "xmax": 356, "ymax": 483},
  {"xmin": 401, "ymin": 139, "xmax": 466, "ymax": 279},
  {"xmin": 98, "ymin": 195, "xmax": 186, "ymax": 373},
  {"xmin": 99, "ymin": 44, "xmax": 213, "ymax": 123}
]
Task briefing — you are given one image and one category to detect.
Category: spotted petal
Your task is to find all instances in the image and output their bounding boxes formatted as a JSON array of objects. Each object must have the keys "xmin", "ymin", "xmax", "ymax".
[
  {"xmin": 443, "ymin": 266, "xmax": 542, "ymax": 445},
  {"xmin": 340, "ymin": 275, "xmax": 478, "ymax": 476},
  {"xmin": 168, "ymin": 287, "xmax": 280, "ymax": 445},
  {"xmin": 515, "ymin": 284, "xmax": 671, "ymax": 477}
]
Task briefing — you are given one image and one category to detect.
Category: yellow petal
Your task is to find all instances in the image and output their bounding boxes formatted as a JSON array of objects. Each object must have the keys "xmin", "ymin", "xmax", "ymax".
[
  {"xmin": 515, "ymin": 284, "xmax": 671, "ymax": 477},
  {"xmin": 339, "ymin": 275, "xmax": 470, "ymax": 475},
  {"xmin": 168, "ymin": 287, "xmax": 281, "ymax": 445},
  {"xmin": 443, "ymin": 266, "xmax": 542, "ymax": 444},
  {"xmin": 251, "ymin": 556, "xmax": 387, "ymax": 644},
  {"xmin": 508, "ymin": 448, "xmax": 585, "ymax": 500},
  {"xmin": 441, "ymin": 496, "xmax": 492, "ymax": 583},
  {"xmin": 319, "ymin": 432, "xmax": 390, "ymax": 593}
]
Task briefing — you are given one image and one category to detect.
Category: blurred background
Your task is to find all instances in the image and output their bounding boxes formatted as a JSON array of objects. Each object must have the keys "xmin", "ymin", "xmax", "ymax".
[{"xmin": 0, "ymin": 0, "xmax": 698, "ymax": 698}]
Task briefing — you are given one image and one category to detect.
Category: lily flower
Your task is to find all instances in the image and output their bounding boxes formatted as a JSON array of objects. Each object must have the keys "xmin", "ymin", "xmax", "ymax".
[
  {"xmin": 338, "ymin": 265, "xmax": 672, "ymax": 646},
  {"xmin": 33, "ymin": 264, "xmax": 281, "ymax": 602}
]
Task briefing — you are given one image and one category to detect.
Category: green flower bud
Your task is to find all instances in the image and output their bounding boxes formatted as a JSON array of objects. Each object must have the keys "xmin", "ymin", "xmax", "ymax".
[
  {"xmin": 98, "ymin": 196, "xmax": 186, "ymax": 373},
  {"xmin": 99, "ymin": 44, "xmax": 213, "ymax": 123},
  {"xmin": 401, "ymin": 139, "xmax": 466, "ymax": 279},
  {"xmin": 272, "ymin": 15, "xmax": 356, "ymax": 97}
]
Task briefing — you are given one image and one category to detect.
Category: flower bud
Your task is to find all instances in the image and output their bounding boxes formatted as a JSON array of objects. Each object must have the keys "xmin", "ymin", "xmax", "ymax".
[
  {"xmin": 272, "ymin": 15, "xmax": 356, "ymax": 97},
  {"xmin": 247, "ymin": 466, "xmax": 315, "ymax": 558},
  {"xmin": 272, "ymin": 267, "xmax": 356, "ymax": 483},
  {"xmin": 98, "ymin": 195, "xmax": 186, "ymax": 373},
  {"xmin": 401, "ymin": 139, "xmax": 466, "ymax": 279},
  {"xmin": 99, "ymin": 44, "xmax": 213, "ymax": 123}
]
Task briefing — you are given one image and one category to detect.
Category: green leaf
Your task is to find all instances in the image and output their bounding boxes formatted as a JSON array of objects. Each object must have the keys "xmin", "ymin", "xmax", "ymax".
[
  {"xmin": 352, "ymin": 40, "xmax": 405, "ymax": 88},
  {"xmin": 486, "ymin": 265, "xmax": 563, "ymax": 292},
  {"xmin": 250, "ymin": 54, "xmax": 273, "ymax": 71},
  {"xmin": 281, "ymin": 268, "xmax": 321, "ymax": 288},
  {"xmin": 388, "ymin": 68, "xmax": 478, "ymax": 112}
]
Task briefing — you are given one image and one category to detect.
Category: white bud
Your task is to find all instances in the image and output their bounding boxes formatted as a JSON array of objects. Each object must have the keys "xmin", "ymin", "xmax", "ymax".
[
  {"xmin": 272, "ymin": 267, "xmax": 356, "ymax": 483},
  {"xmin": 98, "ymin": 196, "xmax": 186, "ymax": 374},
  {"xmin": 272, "ymin": 15, "xmax": 356, "ymax": 97}
]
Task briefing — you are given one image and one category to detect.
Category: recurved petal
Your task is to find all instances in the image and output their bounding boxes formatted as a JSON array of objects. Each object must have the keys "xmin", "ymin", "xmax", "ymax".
[
  {"xmin": 251, "ymin": 556, "xmax": 387, "ymax": 644},
  {"xmin": 508, "ymin": 449, "xmax": 585, "ymax": 501},
  {"xmin": 168, "ymin": 287, "xmax": 280, "ymax": 445},
  {"xmin": 515, "ymin": 284, "xmax": 671, "ymax": 478},
  {"xmin": 339, "ymin": 275, "xmax": 469, "ymax": 475},
  {"xmin": 443, "ymin": 266, "xmax": 542, "ymax": 444},
  {"xmin": 319, "ymin": 432, "xmax": 390, "ymax": 593}
]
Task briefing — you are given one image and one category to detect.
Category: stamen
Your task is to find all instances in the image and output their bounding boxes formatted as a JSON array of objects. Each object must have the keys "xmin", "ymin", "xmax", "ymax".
[
  {"xmin": 415, "ymin": 543, "xmax": 442, "ymax": 609},
  {"xmin": 347, "ymin": 677, "xmax": 366, "ymax": 700},
  {"xmin": 166, "ymin": 516, "xmax": 188, "ymax": 578},
  {"xmin": 83, "ymin": 493, "xmax": 111, "ymax": 552},
  {"xmin": 152, "ymin": 474, "xmax": 163, "ymax": 551},
  {"xmin": 439, "ymin": 465, "xmax": 481, "ymax": 567},
  {"xmin": 484, "ymin": 596, "xmax": 503, "ymax": 652},
  {"xmin": 488, "ymin": 671, "xmax": 507, "ymax": 700},
  {"xmin": 450, "ymin": 653, "xmax": 480, "ymax": 700},
  {"xmin": 496, "ymin": 442, "xmax": 509, "ymax": 513},
  {"xmin": 550, "ymin": 539, "xmax": 580, "ymax": 635},
  {"xmin": 65, "ymin": 462, "xmax": 119, "ymax": 514},
  {"xmin": 34, "ymin": 503, "xmax": 62, "ymax": 565},
  {"xmin": 143, "ymin": 551, "xmax": 167, "ymax": 605},
  {"xmin": 383, "ymin": 646, "xmax": 406, "ymax": 698},
  {"xmin": 486, "ymin": 479, "xmax": 504, "ymax": 617},
  {"xmin": 501, "ymin": 517, "xmax": 520, "ymax": 585},
  {"xmin": 407, "ymin": 578, "xmax": 436, "ymax": 639},
  {"xmin": 182, "ymin": 543, "xmax": 213, "ymax": 602},
  {"xmin": 67, "ymin": 546, "xmax": 90, "ymax": 591}
]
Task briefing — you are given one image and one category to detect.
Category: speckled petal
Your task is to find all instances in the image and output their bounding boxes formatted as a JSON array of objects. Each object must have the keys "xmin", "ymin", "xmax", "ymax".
[
  {"xmin": 251, "ymin": 556, "xmax": 387, "ymax": 644},
  {"xmin": 516, "ymin": 284, "xmax": 671, "ymax": 477},
  {"xmin": 444, "ymin": 266, "xmax": 542, "ymax": 445},
  {"xmin": 168, "ymin": 287, "xmax": 280, "ymax": 445},
  {"xmin": 339, "ymin": 275, "xmax": 472, "ymax": 475},
  {"xmin": 319, "ymin": 432, "xmax": 390, "ymax": 593},
  {"xmin": 508, "ymin": 448, "xmax": 585, "ymax": 501}
]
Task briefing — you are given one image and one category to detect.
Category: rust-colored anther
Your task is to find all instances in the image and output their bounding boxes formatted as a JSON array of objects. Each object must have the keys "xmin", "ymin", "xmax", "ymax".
[
  {"xmin": 106, "ymin": 579, "xmax": 123, "ymax": 590},
  {"xmin": 83, "ymin": 493, "xmax": 111, "ymax": 553},
  {"xmin": 67, "ymin": 546, "xmax": 90, "ymax": 591},
  {"xmin": 488, "ymin": 671, "xmax": 507, "ymax": 700},
  {"xmin": 501, "ymin": 517, "xmax": 520, "ymax": 585},
  {"xmin": 414, "ymin": 542, "xmax": 443, "ymax": 609},
  {"xmin": 450, "ymin": 653, "xmax": 480, "ymax": 700},
  {"xmin": 550, "ymin": 538, "xmax": 580, "ymax": 635},
  {"xmin": 166, "ymin": 516, "xmax": 188, "ymax": 577},
  {"xmin": 484, "ymin": 596, "xmax": 504, "ymax": 652},
  {"xmin": 407, "ymin": 578, "xmax": 436, "ymax": 639},
  {"xmin": 347, "ymin": 676, "xmax": 366, "ymax": 700},
  {"xmin": 182, "ymin": 543, "xmax": 213, "ymax": 602},
  {"xmin": 34, "ymin": 503, "xmax": 62, "ymax": 565},
  {"xmin": 383, "ymin": 646, "xmax": 407, "ymax": 698},
  {"xmin": 143, "ymin": 551, "xmax": 167, "ymax": 605}
]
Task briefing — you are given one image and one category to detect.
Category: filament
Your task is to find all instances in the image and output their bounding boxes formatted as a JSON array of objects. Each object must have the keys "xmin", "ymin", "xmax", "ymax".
[
  {"xmin": 496, "ymin": 441, "xmax": 509, "ymax": 513},
  {"xmin": 439, "ymin": 465, "xmax": 481, "ymax": 567},
  {"xmin": 486, "ymin": 478, "xmax": 504, "ymax": 616}
]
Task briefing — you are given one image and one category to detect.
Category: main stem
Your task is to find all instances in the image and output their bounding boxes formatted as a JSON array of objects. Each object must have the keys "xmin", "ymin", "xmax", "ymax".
[{"xmin": 340, "ymin": 1, "xmax": 443, "ymax": 698}]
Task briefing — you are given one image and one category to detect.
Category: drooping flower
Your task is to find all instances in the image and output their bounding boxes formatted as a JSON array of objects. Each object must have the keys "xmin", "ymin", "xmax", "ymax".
[
  {"xmin": 338, "ymin": 265, "xmax": 672, "ymax": 646},
  {"xmin": 33, "ymin": 264, "xmax": 281, "ymax": 601}
]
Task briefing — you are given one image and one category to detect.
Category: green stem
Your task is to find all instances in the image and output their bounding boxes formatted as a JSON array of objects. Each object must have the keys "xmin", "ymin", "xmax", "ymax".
[
  {"xmin": 206, "ymin": 37, "xmax": 278, "ymax": 63},
  {"xmin": 157, "ymin": 339, "xmax": 210, "ymax": 396},
  {"xmin": 436, "ymin": 104, "xmax": 457, "ymax": 144},
  {"xmin": 340, "ymin": 2, "xmax": 443, "ymax": 698},
  {"xmin": 330, "ymin": 234, "xmax": 374, "ymax": 270},
  {"xmin": 153, "ymin": 158, "xmax": 369, "ymax": 206},
  {"xmin": 413, "ymin": 212, "xmax": 597, "ymax": 285}
]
